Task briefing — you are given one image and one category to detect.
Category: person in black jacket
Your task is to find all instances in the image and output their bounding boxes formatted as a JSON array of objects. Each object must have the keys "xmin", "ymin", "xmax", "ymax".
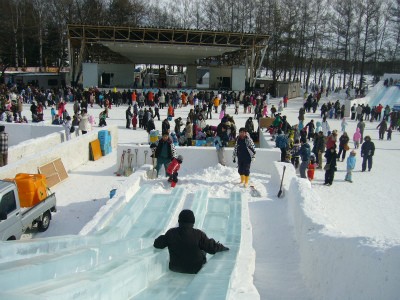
[
  {"xmin": 125, "ymin": 105, "xmax": 133, "ymax": 128},
  {"xmin": 324, "ymin": 144, "xmax": 337, "ymax": 186},
  {"xmin": 361, "ymin": 135, "xmax": 375, "ymax": 172},
  {"xmin": 162, "ymin": 118, "xmax": 170, "ymax": 135},
  {"xmin": 233, "ymin": 128, "xmax": 256, "ymax": 187},
  {"xmin": 154, "ymin": 209, "xmax": 229, "ymax": 274},
  {"xmin": 337, "ymin": 132, "xmax": 350, "ymax": 161}
]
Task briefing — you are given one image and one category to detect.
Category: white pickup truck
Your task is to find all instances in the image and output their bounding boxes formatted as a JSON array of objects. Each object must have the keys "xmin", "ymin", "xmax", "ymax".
[{"xmin": 0, "ymin": 180, "xmax": 57, "ymax": 241}]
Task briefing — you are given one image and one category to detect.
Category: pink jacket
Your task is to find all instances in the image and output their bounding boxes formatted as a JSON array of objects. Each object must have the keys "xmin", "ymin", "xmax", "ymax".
[{"xmin": 353, "ymin": 128, "xmax": 361, "ymax": 142}]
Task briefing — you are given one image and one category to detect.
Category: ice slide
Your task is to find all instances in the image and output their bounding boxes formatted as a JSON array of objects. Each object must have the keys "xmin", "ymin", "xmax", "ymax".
[
  {"xmin": 365, "ymin": 80, "xmax": 400, "ymax": 107},
  {"xmin": 0, "ymin": 186, "xmax": 242, "ymax": 299}
]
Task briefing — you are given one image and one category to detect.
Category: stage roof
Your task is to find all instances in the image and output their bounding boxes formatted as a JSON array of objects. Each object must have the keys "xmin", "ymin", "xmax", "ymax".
[{"xmin": 68, "ymin": 25, "xmax": 269, "ymax": 65}]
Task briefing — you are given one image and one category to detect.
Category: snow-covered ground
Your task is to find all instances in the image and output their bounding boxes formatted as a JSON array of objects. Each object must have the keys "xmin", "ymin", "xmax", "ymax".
[{"xmin": 1, "ymin": 85, "xmax": 400, "ymax": 299}]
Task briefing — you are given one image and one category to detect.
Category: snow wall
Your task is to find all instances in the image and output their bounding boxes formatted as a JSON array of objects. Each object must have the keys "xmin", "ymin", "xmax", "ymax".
[
  {"xmin": 117, "ymin": 129, "xmax": 281, "ymax": 179},
  {"xmin": 1, "ymin": 121, "xmax": 64, "ymax": 147},
  {"xmin": 0, "ymin": 125, "xmax": 118, "ymax": 180},
  {"xmin": 286, "ymin": 165, "xmax": 400, "ymax": 300}
]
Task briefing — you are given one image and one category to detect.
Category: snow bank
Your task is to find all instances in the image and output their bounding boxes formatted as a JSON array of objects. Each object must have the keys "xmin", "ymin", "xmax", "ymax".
[
  {"xmin": 116, "ymin": 144, "xmax": 280, "ymax": 175},
  {"xmin": 286, "ymin": 165, "xmax": 400, "ymax": 299}
]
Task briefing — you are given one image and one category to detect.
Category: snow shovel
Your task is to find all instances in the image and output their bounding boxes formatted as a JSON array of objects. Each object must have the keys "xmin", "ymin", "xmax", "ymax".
[
  {"xmin": 277, "ymin": 165, "xmax": 286, "ymax": 198},
  {"xmin": 134, "ymin": 148, "xmax": 138, "ymax": 167},
  {"xmin": 148, "ymin": 153, "xmax": 157, "ymax": 179},
  {"xmin": 115, "ymin": 150, "xmax": 126, "ymax": 176},
  {"xmin": 124, "ymin": 149, "xmax": 133, "ymax": 176}
]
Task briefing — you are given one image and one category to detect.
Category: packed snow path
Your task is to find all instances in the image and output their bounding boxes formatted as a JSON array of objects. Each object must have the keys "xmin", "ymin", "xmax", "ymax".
[{"xmin": 0, "ymin": 185, "xmax": 242, "ymax": 299}]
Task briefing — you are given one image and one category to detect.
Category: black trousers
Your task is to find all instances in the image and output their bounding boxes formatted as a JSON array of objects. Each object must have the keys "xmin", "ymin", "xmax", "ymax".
[
  {"xmin": 238, "ymin": 160, "xmax": 251, "ymax": 176},
  {"xmin": 280, "ymin": 148, "xmax": 287, "ymax": 162},
  {"xmin": 362, "ymin": 156, "xmax": 373, "ymax": 171},
  {"xmin": 324, "ymin": 169, "xmax": 335, "ymax": 184}
]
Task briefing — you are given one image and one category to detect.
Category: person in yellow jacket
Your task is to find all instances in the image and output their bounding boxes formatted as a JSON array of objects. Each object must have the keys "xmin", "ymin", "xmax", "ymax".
[{"xmin": 213, "ymin": 96, "xmax": 220, "ymax": 113}]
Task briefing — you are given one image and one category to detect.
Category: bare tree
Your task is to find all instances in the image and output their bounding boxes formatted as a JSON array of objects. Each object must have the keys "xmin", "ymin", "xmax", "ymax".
[
  {"xmin": 359, "ymin": 0, "xmax": 380, "ymax": 91},
  {"xmin": 332, "ymin": 0, "xmax": 354, "ymax": 88},
  {"xmin": 304, "ymin": 0, "xmax": 326, "ymax": 92},
  {"xmin": 387, "ymin": 0, "xmax": 400, "ymax": 61}
]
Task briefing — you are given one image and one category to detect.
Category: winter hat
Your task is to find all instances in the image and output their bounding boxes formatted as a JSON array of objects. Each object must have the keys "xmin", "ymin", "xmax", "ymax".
[
  {"xmin": 350, "ymin": 150, "xmax": 356, "ymax": 155},
  {"xmin": 178, "ymin": 209, "xmax": 195, "ymax": 224},
  {"xmin": 177, "ymin": 155, "xmax": 183, "ymax": 163}
]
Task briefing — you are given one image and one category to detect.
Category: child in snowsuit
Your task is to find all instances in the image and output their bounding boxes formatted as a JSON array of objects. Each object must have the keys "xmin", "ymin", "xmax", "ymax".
[
  {"xmin": 99, "ymin": 110, "xmax": 107, "ymax": 127},
  {"xmin": 167, "ymin": 155, "xmax": 183, "ymax": 188},
  {"xmin": 345, "ymin": 150, "xmax": 357, "ymax": 183},
  {"xmin": 307, "ymin": 154, "xmax": 317, "ymax": 182},
  {"xmin": 290, "ymin": 139, "xmax": 301, "ymax": 169},
  {"xmin": 387, "ymin": 126, "xmax": 393, "ymax": 140},
  {"xmin": 132, "ymin": 113, "xmax": 138, "ymax": 130},
  {"xmin": 51, "ymin": 106, "xmax": 56, "ymax": 122},
  {"xmin": 353, "ymin": 127, "xmax": 361, "ymax": 149},
  {"xmin": 262, "ymin": 104, "xmax": 268, "ymax": 117}
]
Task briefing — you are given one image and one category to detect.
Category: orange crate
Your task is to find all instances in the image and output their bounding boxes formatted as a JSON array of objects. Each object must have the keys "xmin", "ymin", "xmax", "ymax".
[{"xmin": 14, "ymin": 174, "xmax": 48, "ymax": 207}]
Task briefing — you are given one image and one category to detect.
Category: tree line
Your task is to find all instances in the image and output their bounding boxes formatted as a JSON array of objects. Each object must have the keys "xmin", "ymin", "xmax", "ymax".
[{"xmin": 0, "ymin": 0, "xmax": 399, "ymax": 91}]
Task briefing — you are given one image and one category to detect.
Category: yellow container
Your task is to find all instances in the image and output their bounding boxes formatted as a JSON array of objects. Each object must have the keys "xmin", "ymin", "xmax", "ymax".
[
  {"xmin": 150, "ymin": 135, "xmax": 159, "ymax": 143},
  {"xmin": 14, "ymin": 174, "xmax": 48, "ymax": 207}
]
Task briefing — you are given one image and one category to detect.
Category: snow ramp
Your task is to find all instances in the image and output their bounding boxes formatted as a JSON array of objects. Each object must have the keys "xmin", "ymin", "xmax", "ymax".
[
  {"xmin": 365, "ymin": 79, "xmax": 400, "ymax": 107},
  {"xmin": 0, "ymin": 186, "xmax": 242, "ymax": 299}
]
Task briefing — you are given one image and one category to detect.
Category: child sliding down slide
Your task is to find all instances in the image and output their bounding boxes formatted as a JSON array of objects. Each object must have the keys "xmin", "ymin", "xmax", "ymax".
[{"xmin": 167, "ymin": 155, "xmax": 183, "ymax": 187}]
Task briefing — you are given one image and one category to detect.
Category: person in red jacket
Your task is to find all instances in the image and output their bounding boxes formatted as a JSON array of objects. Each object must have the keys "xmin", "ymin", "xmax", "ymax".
[
  {"xmin": 168, "ymin": 105, "xmax": 175, "ymax": 118},
  {"xmin": 132, "ymin": 113, "xmax": 137, "ymax": 130},
  {"xmin": 307, "ymin": 154, "xmax": 317, "ymax": 181},
  {"xmin": 283, "ymin": 94, "xmax": 288, "ymax": 108},
  {"xmin": 167, "ymin": 155, "xmax": 183, "ymax": 187}
]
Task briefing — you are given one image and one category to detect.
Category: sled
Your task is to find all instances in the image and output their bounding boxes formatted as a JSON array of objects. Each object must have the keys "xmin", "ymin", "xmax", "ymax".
[{"xmin": 250, "ymin": 185, "xmax": 261, "ymax": 197}]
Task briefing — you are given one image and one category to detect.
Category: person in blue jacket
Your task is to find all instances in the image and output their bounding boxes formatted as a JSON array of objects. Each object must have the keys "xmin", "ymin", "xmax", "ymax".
[
  {"xmin": 345, "ymin": 150, "xmax": 357, "ymax": 183},
  {"xmin": 298, "ymin": 137, "xmax": 311, "ymax": 178}
]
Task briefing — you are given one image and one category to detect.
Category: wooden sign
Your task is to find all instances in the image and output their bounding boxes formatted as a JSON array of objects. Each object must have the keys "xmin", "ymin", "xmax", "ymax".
[{"xmin": 38, "ymin": 158, "xmax": 68, "ymax": 188}]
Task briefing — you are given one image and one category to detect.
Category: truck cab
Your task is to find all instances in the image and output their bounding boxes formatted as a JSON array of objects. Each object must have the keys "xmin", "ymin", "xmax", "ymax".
[
  {"xmin": 0, "ymin": 181, "xmax": 23, "ymax": 240},
  {"xmin": 0, "ymin": 179, "xmax": 57, "ymax": 241}
]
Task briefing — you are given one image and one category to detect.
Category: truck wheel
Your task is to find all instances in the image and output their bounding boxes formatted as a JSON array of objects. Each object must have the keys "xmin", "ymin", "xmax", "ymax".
[{"xmin": 38, "ymin": 211, "xmax": 51, "ymax": 232}]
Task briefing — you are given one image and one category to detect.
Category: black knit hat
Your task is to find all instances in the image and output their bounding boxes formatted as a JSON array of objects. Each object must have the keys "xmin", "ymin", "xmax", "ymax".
[{"xmin": 178, "ymin": 209, "xmax": 195, "ymax": 224}]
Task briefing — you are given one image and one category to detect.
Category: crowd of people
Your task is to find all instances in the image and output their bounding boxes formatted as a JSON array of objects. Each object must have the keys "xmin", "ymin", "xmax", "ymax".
[
  {"xmin": 0, "ymin": 82, "xmax": 396, "ymax": 186},
  {"xmin": 270, "ymin": 89, "xmax": 393, "ymax": 185}
]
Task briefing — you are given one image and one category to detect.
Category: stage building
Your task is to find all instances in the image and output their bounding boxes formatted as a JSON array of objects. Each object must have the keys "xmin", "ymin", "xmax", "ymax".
[{"xmin": 68, "ymin": 25, "xmax": 269, "ymax": 91}]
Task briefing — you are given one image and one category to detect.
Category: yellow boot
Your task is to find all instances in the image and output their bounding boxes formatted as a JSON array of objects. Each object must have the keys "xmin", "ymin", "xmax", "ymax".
[
  {"xmin": 244, "ymin": 176, "xmax": 249, "ymax": 187},
  {"xmin": 240, "ymin": 175, "xmax": 245, "ymax": 184}
]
